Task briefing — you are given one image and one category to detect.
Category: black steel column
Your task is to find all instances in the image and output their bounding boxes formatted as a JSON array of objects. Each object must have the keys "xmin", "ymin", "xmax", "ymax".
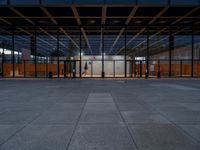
[
  {"xmin": 124, "ymin": 27, "xmax": 127, "ymax": 78},
  {"xmin": 57, "ymin": 27, "xmax": 60, "ymax": 78},
  {"xmin": 102, "ymin": 26, "xmax": 105, "ymax": 78},
  {"xmin": 146, "ymin": 28, "xmax": 149, "ymax": 79},
  {"xmin": 12, "ymin": 31, "xmax": 15, "ymax": 78},
  {"xmin": 34, "ymin": 26, "xmax": 37, "ymax": 78},
  {"xmin": 169, "ymin": 34, "xmax": 174, "ymax": 78},
  {"xmin": 24, "ymin": 60, "xmax": 26, "ymax": 77},
  {"xmin": 79, "ymin": 26, "xmax": 82, "ymax": 78},
  {"xmin": 2, "ymin": 46, "xmax": 5, "ymax": 77},
  {"xmin": 180, "ymin": 60, "xmax": 182, "ymax": 77},
  {"xmin": 191, "ymin": 27, "xmax": 194, "ymax": 77}
]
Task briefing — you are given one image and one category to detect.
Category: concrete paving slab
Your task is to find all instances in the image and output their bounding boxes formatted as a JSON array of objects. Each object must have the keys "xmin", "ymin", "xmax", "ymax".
[
  {"xmin": 32, "ymin": 103, "xmax": 83, "ymax": 125},
  {"xmin": 179, "ymin": 125, "xmax": 200, "ymax": 142},
  {"xmin": 118, "ymin": 102, "xmax": 155, "ymax": 112},
  {"xmin": 68, "ymin": 125, "xmax": 137, "ymax": 150},
  {"xmin": 87, "ymin": 97, "xmax": 113, "ymax": 103},
  {"xmin": 129, "ymin": 124, "xmax": 200, "ymax": 150},
  {"xmin": 80, "ymin": 103, "xmax": 123, "ymax": 124},
  {"xmin": 0, "ymin": 125, "xmax": 74, "ymax": 150},
  {"xmin": 0, "ymin": 110, "xmax": 40, "ymax": 125},
  {"xmin": 159, "ymin": 110, "xmax": 200, "ymax": 124},
  {"xmin": 121, "ymin": 111, "xmax": 170, "ymax": 124},
  {"xmin": 0, "ymin": 125, "xmax": 23, "ymax": 145}
]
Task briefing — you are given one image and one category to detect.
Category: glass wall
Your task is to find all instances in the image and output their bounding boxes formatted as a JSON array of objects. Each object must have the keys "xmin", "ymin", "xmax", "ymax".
[
  {"xmin": 10, "ymin": 0, "xmax": 40, "ymax": 5},
  {"xmin": 0, "ymin": 25, "xmax": 200, "ymax": 78},
  {"xmin": 138, "ymin": 0, "xmax": 168, "ymax": 5},
  {"xmin": 0, "ymin": 34, "xmax": 13, "ymax": 78},
  {"xmin": 42, "ymin": 0, "xmax": 71, "ymax": 4},
  {"xmin": 194, "ymin": 35, "xmax": 200, "ymax": 77},
  {"xmin": 170, "ymin": 0, "xmax": 199, "ymax": 5},
  {"xmin": 1, "ymin": 0, "xmax": 200, "ymax": 5}
]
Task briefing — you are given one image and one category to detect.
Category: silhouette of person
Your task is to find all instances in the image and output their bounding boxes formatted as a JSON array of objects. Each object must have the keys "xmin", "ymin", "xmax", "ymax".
[{"xmin": 82, "ymin": 61, "xmax": 88, "ymax": 76}]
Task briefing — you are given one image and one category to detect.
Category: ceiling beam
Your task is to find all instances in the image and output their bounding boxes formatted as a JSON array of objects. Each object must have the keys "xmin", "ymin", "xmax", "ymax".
[
  {"xmin": 108, "ymin": 6, "xmax": 138, "ymax": 54},
  {"xmin": 128, "ymin": 27, "xmax": 190, "ymax": 56},
  {"xmin": 125, "ymin": 27, "xmax": 167, "ymax": 55},
  {"xmin": 102, "ymin": 6, "xmax": 107, "ymax": 25},
  {"xmin": 124, "ymin": 7, "xmax": 198, "ymax": 55},
  {"xmin": 172, "ymin": 7, "xmax": 200, "ymax": 25},
  {"xmin": 116, "ymin": 6, "xmax": 169, "ymax": 55},
  {"xmin": 40, "ymin": 7, "xmax": 80, "ymax": 50},
  {"xmin": 71, "ymin": 5, "xmax": 93, "ymax": 54},
  {"xmin": 9, "ymin": 7, "xmax": 35, "ymax": 25},
  {"xmin": 0, "ymin": 18, "xmax": 12, "ymax": 25}
]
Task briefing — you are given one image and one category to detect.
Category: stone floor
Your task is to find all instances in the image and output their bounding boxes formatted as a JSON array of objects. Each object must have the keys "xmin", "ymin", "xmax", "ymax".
[{"xmin": 0, "ymin": 79, "xmax": 200, "ymax": 150}]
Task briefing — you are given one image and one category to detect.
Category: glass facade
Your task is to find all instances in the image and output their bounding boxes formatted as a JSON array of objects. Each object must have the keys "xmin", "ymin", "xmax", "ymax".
[
  {"xmin": 1, "ymin": 25, "xmax": 199, "ymax": 78},
  {"xmin": 10, "ymin": 0, "xmax": 40, "ymax": 5},
  {"xmin": 1, "ymin": 0, "xmax": 199, "ymax": 5}
]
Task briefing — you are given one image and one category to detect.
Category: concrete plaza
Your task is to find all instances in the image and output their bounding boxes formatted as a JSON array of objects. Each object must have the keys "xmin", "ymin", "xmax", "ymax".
[{"xmin": 0, "ymin": 79, "xmax": 200, "ymax": 150}]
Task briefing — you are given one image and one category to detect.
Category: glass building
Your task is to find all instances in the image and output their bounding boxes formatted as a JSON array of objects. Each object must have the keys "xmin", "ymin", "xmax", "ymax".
[{"xmin": 0, "ymin": 0, "xmax": 200, "ymax": 78}]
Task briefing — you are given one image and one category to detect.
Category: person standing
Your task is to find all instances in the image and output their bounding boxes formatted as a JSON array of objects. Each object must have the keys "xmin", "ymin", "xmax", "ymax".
[{"xmin": 82, "ymin": 61, "xmax": 88, "ymax": 76}]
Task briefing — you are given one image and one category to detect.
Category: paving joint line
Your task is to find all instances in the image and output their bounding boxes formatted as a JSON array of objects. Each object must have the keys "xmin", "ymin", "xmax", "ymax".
[
  {"xmin": 65, "ymin": 89, "xmax": 93, "ymax": 150},
  {"xmin": 110, "ymin": 92, "xmax": 139, "ymax": 150}
]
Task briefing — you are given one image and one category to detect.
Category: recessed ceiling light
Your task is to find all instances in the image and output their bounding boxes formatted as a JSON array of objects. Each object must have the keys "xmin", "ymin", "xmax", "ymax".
[
  {"xmin": 135, "ymin": 20, "xmax": 142, "ymax": 24},
  {"xmin": 89, "ymin": 19, "xmax": 96, "ymax": 24},
  {"xmin": 159, "ymin": 20, "xmax": 167, "ymax": 24},
  {"xmin": 112, "ymin": 20, "xmax": 120, "ymax": 24},
  {"xmin": 182, "ymin": 20, "xmax": 191, "ymax": 24}
]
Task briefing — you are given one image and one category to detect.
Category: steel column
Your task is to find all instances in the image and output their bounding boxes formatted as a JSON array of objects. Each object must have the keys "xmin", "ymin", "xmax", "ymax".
[
  {"xmin": 79, "ymin": 26, "xmax": 82, "ymax": 78},
  {"xmin": 102, "ymin": 26, "xmax": 105, "ymax": 78},
  {"xmin": 146, "ymin": 28, "xmax": 149, "ymax": 79},
  {"xmin": 34, "ymin": 26, "xmax": 37, "ymax": 78},
  {"xmin": 169, "ymin": 34, "xmax": 174, "ymax": 78},
  {"xmin": 57, "ymin": 27, "xmax": 60, "ymax": 78},
  {"xmin": 191, "ymin": 27, "xmax": 194, "ymax": 77},
  {"xmin": 12, "ymin": 31, "xmax": 15, "ymax": 78},
  {"xmin": 124, "ymin": 27, "xmax": 127, "ymax": 78}
]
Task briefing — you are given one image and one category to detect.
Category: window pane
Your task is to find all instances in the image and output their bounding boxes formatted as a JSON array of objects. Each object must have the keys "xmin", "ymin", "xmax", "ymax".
[
  {"xmin": 74, "ymin": 0, "xmax": 104, "ymax": 4},
  {"xmin": 138, "ymin": 0, "xmax": 168, "ymax": 5},
  {"xmin": 42, "ymin": 0, "xmax": 71, "ymax": 4},
  {"xmin": 10, "ymin": 0, "xmax": 40, "ymax": 5},
  {"xmin": 106, "ymin": 0, "xmax": 136, "ymax": 4},
  {"xmin": 170, "ymin": 0, "xmax": 199, "ymax": 5}
]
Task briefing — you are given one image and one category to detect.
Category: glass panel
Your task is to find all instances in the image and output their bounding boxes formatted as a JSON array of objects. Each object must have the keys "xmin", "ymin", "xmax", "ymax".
[
  {"xmin": 80, "ymin": 27, "xmax": 101, "ymax": 78},
  {"xmin": 74, "ymin": 0, "xmax": 104, "ymax": 4},
  {"xmin": 149, "ymin": 60, "xmax": 159, "ymax": 78},
  {"xmin": 170, "ymin": 0, "xmax": 199, "ymax": 5},
  {"xmin": 115, "ymin": 60, "xmax": 125, "ymax": 77},
  {"xmin": 104, "ymin": 60, "xmax": 114, "ymax": 77},
  {"xmin": 106, "ymin": 0, "xmax": 136, "ymax": 4},
  {"xmin": 160, "ymin": 60, "xmax": 169, "ymax": 77},
  {"xmin": 194, "ymin": 35, "xmax": 200, "ymax": 77},
  {"xmin": 14, "ymin": 35, "xmax": 29, "ymax": 77},
  {"xmin": 42, "ymin": 0, "xmax": 71, "ymax": 4},
  {"xmin": 138, "ymin": 0, "xmax": 168, "ymax": 5},
  {"xmin": 10, "ymin": 0, "xmax": 40, "ymax": 5},
  {"xmin": 171, "ymin": 60, "xmax": 181, "ymax": 77},
  {"xmin": 0, "ymin": 35, "xmax": 13, "ymax": 77},
  {"xmin": 174, "ymin": 35, "xmax": 192, "ymax": 77}
]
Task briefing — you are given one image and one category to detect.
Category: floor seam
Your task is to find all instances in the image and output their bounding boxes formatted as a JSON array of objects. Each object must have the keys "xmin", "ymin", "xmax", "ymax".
[{"xmin": 110, "ymin": 92, "xmax": 139, "ymax": 150}]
